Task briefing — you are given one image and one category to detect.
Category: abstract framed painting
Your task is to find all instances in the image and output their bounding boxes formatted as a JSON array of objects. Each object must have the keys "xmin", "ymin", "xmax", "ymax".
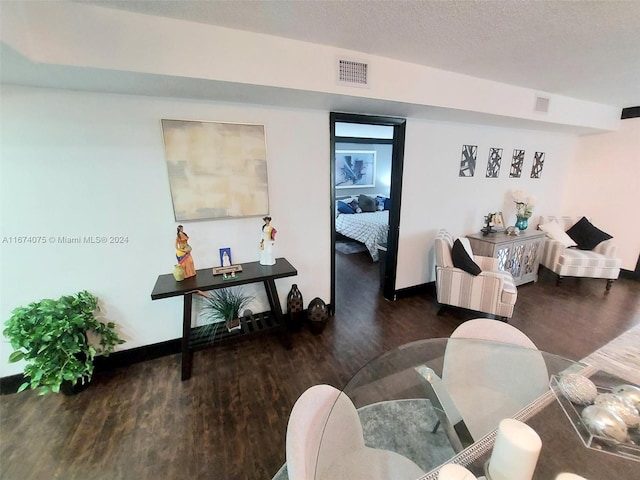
[
  {"xmin": 510, "ymin": 149, "xmax": 526, "ymax": 178},
  {"xmin": 335, "ymin": 150, "xmax": 376, "ymax": 188},
  {"xmin": 530, "ymin": 152, "xmax": 545, "ymax": 178},
  {"xmin": 486, "ymin": 147, "xmax": 503, "ymax": 178},
  {"xmin": 161, "ymin": 119, "xmax": 269, "ymax": 221},
  {"xmin": 459, "ymin": 145, "xmax": 477, "ymax": 177}
]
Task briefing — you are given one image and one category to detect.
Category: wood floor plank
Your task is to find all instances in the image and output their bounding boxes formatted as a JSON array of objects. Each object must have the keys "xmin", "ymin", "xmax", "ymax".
[{"xmin": 1, "ymin": 250, "xmax": 638, "ymax": 479}]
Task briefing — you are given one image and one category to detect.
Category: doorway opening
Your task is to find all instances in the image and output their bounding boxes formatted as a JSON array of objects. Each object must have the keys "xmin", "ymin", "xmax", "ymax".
[{"xmin": 330, "ymin": 113, "xmax": 407, "ymax": 312}]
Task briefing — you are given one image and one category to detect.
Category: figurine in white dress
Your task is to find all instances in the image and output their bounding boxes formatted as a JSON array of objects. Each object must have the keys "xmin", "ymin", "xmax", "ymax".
[{"xmin": 259, "ymin": 216, "xmax": 277, "ymax": 265}]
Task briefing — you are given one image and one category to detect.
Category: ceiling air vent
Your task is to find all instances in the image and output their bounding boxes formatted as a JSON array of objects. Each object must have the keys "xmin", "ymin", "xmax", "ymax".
[
  {"xmin": 535, "ymin": 95, "xmax": 550, "ymax": 113},
  {"xmin": 337, "ymin": 58, "xmax": 370, "ymax": 88}
]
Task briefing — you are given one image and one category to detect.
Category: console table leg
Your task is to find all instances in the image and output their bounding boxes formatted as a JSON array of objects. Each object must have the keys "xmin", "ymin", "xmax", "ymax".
[
  {"xmin": 181, "ymin": 292, "xmax": 194, "ymax": 381},
  {"xmin": 264, "ymin": 279, "xmax": 292, "ymax": 349}
]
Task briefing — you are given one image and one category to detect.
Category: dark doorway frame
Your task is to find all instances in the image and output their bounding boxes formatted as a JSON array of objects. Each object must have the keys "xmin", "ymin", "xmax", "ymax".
[{"xmin": 330, "ymin": 112, "xmax": 407, "ymax": 310}]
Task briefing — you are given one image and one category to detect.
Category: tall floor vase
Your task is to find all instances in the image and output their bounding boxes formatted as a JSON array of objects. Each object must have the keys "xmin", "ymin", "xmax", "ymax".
[{"xmin": 286, "ymin": 284, "xmax": 304, "ymax": 332}]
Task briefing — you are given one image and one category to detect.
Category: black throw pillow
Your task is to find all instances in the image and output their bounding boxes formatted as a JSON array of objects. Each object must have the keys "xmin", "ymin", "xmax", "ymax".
[
  {"xmin": 566, "ymin": 217, "xmax": 613, "ymax": 250},
  {"xmin": 451, "ymin": 239, "xmax": 482, "ymax": 276}
]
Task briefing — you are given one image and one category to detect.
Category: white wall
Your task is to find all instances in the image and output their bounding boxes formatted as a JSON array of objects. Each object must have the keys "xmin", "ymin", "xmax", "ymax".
[
  {"xmin": 0, "ymin": 85, "xmax": 330, "ymax": 376},
  {"xmin": 562, "ymin": 118, "xmax": 640, "ymax": 270},
  {"xmin": 397, "ymin": 119, "xmax": 577, "ymax": 289},
  {"xmin": 4, "ymin": 85, "xmax": 632, "ymax": 379}
]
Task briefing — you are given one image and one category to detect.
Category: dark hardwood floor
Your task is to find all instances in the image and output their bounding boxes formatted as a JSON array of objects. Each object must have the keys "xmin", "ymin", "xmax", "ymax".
[{"xmin": 1, "ymin": 250, "xmax": 639, "ymax": 480}]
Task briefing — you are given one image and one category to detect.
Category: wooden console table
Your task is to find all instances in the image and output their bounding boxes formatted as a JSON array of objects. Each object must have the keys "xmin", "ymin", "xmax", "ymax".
[
  {"xmin": 467, "ymin": 230, "xmax": 546, "ymax": 286},
  {"xmin": 151, "ymin": 257, "xmax": 297, "ymax": 380}
]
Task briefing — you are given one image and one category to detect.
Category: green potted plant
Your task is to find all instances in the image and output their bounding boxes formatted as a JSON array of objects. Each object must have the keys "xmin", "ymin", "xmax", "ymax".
[
  {"xmin": 3, "ymin": 290, "xmax": 125, "ymax": 395},
  {"xmin": 196, "ymin": 288, "xmax": 253, "ymax": 339}
]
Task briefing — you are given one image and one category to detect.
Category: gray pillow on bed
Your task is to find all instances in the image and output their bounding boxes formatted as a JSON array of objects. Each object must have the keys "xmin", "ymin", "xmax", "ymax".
[{"xmin": 358, "ymin": 194, "xmax": 376, "ymax": 212}]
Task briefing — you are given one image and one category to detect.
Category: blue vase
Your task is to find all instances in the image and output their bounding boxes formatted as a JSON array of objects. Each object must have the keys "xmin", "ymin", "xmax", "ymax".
[{"xmin": 515, "ymin": 216, "xmax": 529, "ymax": 231}]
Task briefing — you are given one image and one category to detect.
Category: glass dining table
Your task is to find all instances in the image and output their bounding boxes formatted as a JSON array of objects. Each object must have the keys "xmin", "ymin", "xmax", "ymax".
[{"xmin": 314, "ymin": 338, "xmax": 638, "ymax": 480}]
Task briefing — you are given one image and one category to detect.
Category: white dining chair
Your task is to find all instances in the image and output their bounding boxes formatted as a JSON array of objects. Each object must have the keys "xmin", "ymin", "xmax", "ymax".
[
  {"xmin": 441, "ymin": 319, "xmax": 549, "ymax": 440},
  {"xmin": 286, "ymin": 384, "xmax": 425, "ymax": 480}
]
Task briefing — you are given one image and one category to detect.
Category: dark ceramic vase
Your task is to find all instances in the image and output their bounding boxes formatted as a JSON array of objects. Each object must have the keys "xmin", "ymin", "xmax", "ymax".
[
  {"xmin": 286, "ymin": 284, "xmax": 304, "ymax": 332},
  {"xmin": 307, "ymin": 297, "xmax": 328, "ymax": 335}
]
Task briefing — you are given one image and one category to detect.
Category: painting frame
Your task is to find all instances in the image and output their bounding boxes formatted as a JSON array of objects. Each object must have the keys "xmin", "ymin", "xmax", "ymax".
[
  {"xmin": 486, "ymin": 147, "xmax": 503, "ymax": 178},
  {"xmin": 459, "ymin": 144, "xmax": 477, "ymax": 177},
  {"xmin": 530, "ymin": 151, "xmax": 545, "ymax": 179},
  {"xmin": 161, "ymin": 119, "xmax": 270, "ymax": 221},
  {"xmin": 219, "ymin": 248, "xmax": 233, "ymax": 267},
  {"xmin": 335, "ymin": 150, "xmax": 377, "ymax": 189},
  {"xmin": 510, "ymin": 149, "xmax": 526, "ymax": 178},
  {"xmin": 492, "ymin": 212, "xmax": 505, "ymax": 231}
]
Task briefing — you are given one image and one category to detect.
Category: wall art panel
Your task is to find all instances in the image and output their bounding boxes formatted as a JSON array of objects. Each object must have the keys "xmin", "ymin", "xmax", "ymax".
[
  {"xmin": 530, "ymin": 151, "xmax": 545, "ymax": 178},
  {"xmin": 510, "ymin": 149, "xmax": 526, "ymax": 178},
  {"xmin": 161, "ymin": 119, "xmax": 269, "ymax": 221},
  {"xmin": 486, "ymin": 147, "xmax": 503, "ymax": 178},
  {"xmin": 459, "ymin": 144, "xmax": 477, "ymax": 177}
]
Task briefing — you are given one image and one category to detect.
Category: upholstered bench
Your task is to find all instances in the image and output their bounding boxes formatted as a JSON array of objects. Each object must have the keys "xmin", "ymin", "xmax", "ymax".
[{"xmin": 537, "ymin": 216, "xmax": 621, "ymax": 291}]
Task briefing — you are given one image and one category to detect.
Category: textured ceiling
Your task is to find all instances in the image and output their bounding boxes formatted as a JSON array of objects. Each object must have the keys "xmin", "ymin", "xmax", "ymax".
[{"xmin": 77, "ymin": 0, "xmax": 640, "ymax": 108}]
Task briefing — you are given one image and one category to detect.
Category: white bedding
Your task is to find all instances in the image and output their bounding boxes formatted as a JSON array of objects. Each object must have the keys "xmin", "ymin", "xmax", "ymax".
[{"xmin": 336, "ymin": 210, "xmax": 389, "ymax": 261}]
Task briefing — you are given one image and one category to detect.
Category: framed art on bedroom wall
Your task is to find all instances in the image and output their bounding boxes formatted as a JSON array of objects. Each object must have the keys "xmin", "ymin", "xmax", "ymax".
[{"xmin": 335, "ymin": 150, "xmax": 376, "ymax": 188}]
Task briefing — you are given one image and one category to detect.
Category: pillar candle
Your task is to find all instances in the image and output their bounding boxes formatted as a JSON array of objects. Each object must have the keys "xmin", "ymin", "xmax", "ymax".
[
  {"xmin": 438, "ymin": 463, "xmax": 477, "ymax": 479},
  {"xmin": 487, "ymin": 418, "xmax": 542, "ymax": 480},
  {"xmin": 555, "ymin": 474, "xmax": 588, "ymax": 480}
]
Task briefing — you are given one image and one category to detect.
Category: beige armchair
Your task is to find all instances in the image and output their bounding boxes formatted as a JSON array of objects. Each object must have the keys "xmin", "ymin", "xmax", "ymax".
[
  {"xmin": 538, "ymin": 216, "xmax": 621, "ymax": 292},
  {"xmin": 434, "ymin": 230, "xmax": 518, "ymax": 321}
]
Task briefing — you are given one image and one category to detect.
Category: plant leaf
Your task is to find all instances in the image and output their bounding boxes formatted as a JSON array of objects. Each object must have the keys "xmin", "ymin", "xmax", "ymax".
[{"xmin": 8, "ymin": 350, "xmax": 25, "ymax": 362}]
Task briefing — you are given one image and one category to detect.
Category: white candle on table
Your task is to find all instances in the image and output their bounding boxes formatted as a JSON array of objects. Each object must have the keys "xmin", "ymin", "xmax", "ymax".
[
  {"xmin": 488, "ymin": 418, "xmax": 542, "ymax": 480},
  {"xmin": 555, "ymin": 474, "xmax": 588, "ymax": 480},
  {"xmin": 438, "ymin": 463, "xmax": 477, "ymax": 479}
]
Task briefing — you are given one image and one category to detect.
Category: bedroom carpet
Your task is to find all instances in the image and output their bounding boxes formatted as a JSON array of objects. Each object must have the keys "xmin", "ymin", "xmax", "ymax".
[
  {"xmin": 271, "ymin": 399, "xmax": 455, "ymax": 480},
  {"xmin": 335, "ymin": 240, "xmax": 368, "ymax": 255},
  {"xmin": 272, "ymin": 323, "xmax": 640, "ymax": 480}
]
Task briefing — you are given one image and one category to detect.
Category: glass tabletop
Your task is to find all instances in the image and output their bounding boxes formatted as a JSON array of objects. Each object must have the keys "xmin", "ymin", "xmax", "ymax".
[{"xmin": 314, "ymin": 337, "xmax": 625, "ymax": 480}]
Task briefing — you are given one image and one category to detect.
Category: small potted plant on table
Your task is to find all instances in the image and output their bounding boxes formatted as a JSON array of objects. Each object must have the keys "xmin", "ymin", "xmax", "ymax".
[
  {"xmin": 3, "ymin": 290, "xmax": 125, "ymax": 395},
  {"xmin": 196, "ymin": 288, "xmax": 253, "ymax": 338}
]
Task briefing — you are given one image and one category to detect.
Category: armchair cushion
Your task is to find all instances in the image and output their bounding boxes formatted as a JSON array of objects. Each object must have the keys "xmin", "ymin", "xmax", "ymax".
[
  {"xmin": 558, "ymin": 249, "xmax": 621, "ymax": 269},
  {"xmin": 452, "ymin": 239, "xmax": 481, "ymax": 276},
  {"xmin": 566, "ymin": 216, "xmax": 613, "ymax": 250},
  {"xmin": 538, "ymin": 220, "xmax": 577, "ymax": 247}
]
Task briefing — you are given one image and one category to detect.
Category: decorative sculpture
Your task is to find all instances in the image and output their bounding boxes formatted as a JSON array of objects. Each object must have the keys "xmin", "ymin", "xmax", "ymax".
[
  {"xmin": 259, "ymin": 216, "xmax": 277, "ymax": 266},
  {"xmin": 175, "ymin": 225, "xmax": 196, "ymax": 278}
]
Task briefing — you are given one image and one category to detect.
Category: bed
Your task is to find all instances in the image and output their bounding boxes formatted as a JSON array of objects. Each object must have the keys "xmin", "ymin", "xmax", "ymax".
[{"xmin": 335, "ymin": 194, "xmax": 390, "ymax": 261}]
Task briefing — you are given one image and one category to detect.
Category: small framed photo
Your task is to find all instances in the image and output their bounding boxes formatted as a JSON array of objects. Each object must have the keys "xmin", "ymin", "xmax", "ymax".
[
  {"xmin": 219, "ymin": 248, "xmax": 232, "ymax": 267},
  {"xmin": 492, "ymin": 212, "xmax": 505, "ymax": 230}
]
